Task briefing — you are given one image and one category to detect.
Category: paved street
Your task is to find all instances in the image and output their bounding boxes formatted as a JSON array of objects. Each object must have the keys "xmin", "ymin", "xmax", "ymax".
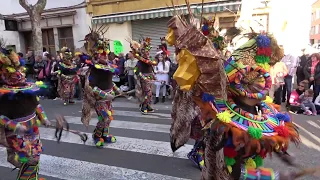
[{"xmin": 0, "ymin": 98, "xmax": 319, "ymax": 180}]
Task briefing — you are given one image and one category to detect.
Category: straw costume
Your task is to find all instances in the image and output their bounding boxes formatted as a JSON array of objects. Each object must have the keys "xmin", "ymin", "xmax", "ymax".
[
  {"xmin": 0, "ymin": 47, "xmax": 50, "ymax": 180},
  {"xmin": 165, "ymin": 2, "xmax": 317, "ymax": 179},
  {"xmin": 129, "ymin": 37, "xmax": 158, "ymax": 114},
  {"xmin": 170, "ymin": 15, "xmax": 227, "ymax": 170},
  {"xmin": 80, "ymin": 27, "xmax": 122, "ymax": 147},
  {"xmin": 57, "ymin": 47, "xmax": 79, "ymax": 105}
]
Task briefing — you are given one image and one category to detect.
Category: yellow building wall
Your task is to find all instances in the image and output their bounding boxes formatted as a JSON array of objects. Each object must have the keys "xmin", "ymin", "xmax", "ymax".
[{"xmin": 87, "ymin": 0, "xmax": 216, "ymax": 16}]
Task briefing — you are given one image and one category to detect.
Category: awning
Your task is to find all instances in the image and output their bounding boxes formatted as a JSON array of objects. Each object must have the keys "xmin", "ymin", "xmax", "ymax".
[{"xmin": 92, "ymin": 0, "xmax": 241, "ymax": 24}]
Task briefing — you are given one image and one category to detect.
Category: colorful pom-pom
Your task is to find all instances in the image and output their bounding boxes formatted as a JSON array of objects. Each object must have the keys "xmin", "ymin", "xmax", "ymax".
[
  {"xmin": 36, "ymin": 120, "xmax": 41, "ymax": 127},
  {"xmin": 245, "ymin": 158, "xmax": 257, "ymax": 168},
  {"xmin": 254, "ymin": 155, "xmax": 264, "ymax": 167},
  {"xmin": 256, "ymin": 63, "xmax": 270, "ymax": 71},
  {"xmin": 255, "ymin": 55, "xmax": 270, "ymax": 64},
  {"xmin": 276, "ymin": 113, "xmax": 290, "ymax": 122},
  {"xmin": 217, "ymin": 111, "xmax": 232, "ymax": 123},
  {"xmin": 259, "ymin": 149, "xmax": 267, "ymax": 158},
  {"xmin": 224, "ymin": 156, "xmax": 236, "ymax": 166},
  {"xmin": 227, "ymin": 165, "xmax": 232, "ymax": 173},
  {"xmin": 248, "ymin": 126, "xmax": 263, "ymax": 139},
  {"xmin": 19, "ymin": 157, "xmax": 29, "ymax": 163},
  {"xmin": 256, "ymin": 35, "xmax": 271, "ymax": 48},
  {"xmin": 274, "ymin": 125, "xmax": 290, "ymax": 137},
  {"xmin": 6, "ymin": 67, "xmax": 16, "ymax": 73},
  {"xmin": 263, "ymin": 96, "xmax": 273, "ymax": 104},
  {"xmin": 223, "ymin": 147, "xmax": 237, "ymax": 158}
]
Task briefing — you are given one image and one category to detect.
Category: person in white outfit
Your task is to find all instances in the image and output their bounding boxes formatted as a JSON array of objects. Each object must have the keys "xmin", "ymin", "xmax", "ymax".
[{"xmin": 154, "ymin": 53, "xmax": 170, "ymax": 104}]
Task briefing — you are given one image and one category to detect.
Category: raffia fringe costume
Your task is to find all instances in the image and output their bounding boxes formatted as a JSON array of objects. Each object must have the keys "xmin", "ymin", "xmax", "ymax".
[
  {"xmin": 0, "ymin": 48, "xmax": 49, "ymax": 180},
  {"xmin": 167, "ymin": 10, "xmax": 305, "ymax": 179},
  {"xmin": 57, "ymin": 47, "xmax": 79, "ymax": 105},
  {"xmin": 129, "ymin": 37, "xmax": 158, "ymax": 114},
  {"xmin": 80, "ymin": 30, "xmax": 121, "ymax": 147}
]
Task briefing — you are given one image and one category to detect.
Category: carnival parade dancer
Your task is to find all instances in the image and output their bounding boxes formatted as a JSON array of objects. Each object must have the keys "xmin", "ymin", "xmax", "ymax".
[
  {"xmin": 166, "ymin": 3, "xmax": 318, "ymax": 179},
  {"xmin": 0, "ymin": 47, "xmax": 50, "ymax": 179},
  {"xmin": 129, "ymin": 37, "xmax": 158, "ymax": 114},
  {"xmin": 80, "ymin": 28, "xmax": 123, "ymax": 147},
  {"xmin": 57, "ymin": 47, "xmax": 79, "ymax": 106},
  {"xmin": 170, "ymin": 16, "xmax": 227, "ymax": 170}
]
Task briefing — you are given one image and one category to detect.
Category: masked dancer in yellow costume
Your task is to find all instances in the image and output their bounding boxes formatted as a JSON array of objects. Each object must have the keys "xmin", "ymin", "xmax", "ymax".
[{"xmin": 166, "ymin": 2, "xmax": 318, "ymax": 179}]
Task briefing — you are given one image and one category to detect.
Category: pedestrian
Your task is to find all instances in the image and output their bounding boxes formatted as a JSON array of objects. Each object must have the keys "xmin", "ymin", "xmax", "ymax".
[
  {"xmin": 303, "ymin": 53, "xmax": 320, "ymax": 101},
  {"xmin": 299, "ymin": 89, "xmax": 317, "ymax": 115},
  {"xmin": 154, "ymin": 53, "xmax": 170, "ymax": 104},
  {"xmin": 288, "ymin": 80, "xmax": 309, "ymax": 113},
  {"xmin": 281, "ymin": 54, "xmax": 298, "ymax": 106},
  {"xmin": 124, "ymin": 51, "xmax": 138, "ymax": 91},
  {"xmin": 269, "ymin": 60, "xmax": 288, "ymax": 105},
  {"xmin": 296, "ymin": 48, "xmax": 309, "ymax": 84}
]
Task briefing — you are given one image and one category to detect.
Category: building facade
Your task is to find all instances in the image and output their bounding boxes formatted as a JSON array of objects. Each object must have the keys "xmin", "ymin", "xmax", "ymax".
[
  {"xmin": 87, "ymin": 0, "xmax": 270, "ymax": 57},
  {"xmin": 0, "ymin": 0, "xmax": 91, "ymax": 55},
  {"xmin": 311, "ymin": 0, "xmax": 320, "ymax": 45}
]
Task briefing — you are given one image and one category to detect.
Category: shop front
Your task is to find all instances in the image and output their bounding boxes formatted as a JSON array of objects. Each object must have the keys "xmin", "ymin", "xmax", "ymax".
[{"xmin": 92, "ymin": 0, "xmax": 242, "ymax": 58}]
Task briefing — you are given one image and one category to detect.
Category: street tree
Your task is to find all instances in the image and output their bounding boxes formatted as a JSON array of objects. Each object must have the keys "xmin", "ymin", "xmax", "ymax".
[{"xmin": 19, "ymin": 0, "xmax": 47, "ymax": 56}]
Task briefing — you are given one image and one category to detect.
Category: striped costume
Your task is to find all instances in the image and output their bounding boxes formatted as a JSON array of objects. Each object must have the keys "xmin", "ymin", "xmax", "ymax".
[{"xmin": 0, "ymin": 48, "xmax": 49, "ymax": 180}]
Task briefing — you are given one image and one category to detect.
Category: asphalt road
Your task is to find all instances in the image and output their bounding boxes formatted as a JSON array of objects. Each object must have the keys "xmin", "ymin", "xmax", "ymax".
[{"xmin": 0, "ymin": 98, "xmax": 319, "ymax": 180}]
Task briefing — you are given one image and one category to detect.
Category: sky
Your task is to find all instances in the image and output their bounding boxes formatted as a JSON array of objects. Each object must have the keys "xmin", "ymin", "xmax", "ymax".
[{"xmin": 0, "ymin": 0, "xmax": 84, "ymax": 15}]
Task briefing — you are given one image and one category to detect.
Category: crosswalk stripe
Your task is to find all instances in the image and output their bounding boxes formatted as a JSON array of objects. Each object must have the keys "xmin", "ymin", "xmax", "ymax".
[
  {"xmin": 81, "ymin": 110, "xmax": 172, "ymax": 119},
  {"xmin": 0, "ymin": 147, "xmax": 190, "ymax": 180},
  {"xmin": 39, "ymin": 127, "xmax": 192, "ymax": 159},
  {"xmin": 62, "ymin": 116, "xmax": 171, "ymax": 133}
]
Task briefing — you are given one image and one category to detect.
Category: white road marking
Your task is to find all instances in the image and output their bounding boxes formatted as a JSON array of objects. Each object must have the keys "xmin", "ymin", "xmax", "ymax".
[
  {"xmin": 61, "ymin": 116, "xmax": 171, "ymax": 133},
  {"xmin": 307, "ymin": 120, "xmax": 320, "ymax": 129},
  {"xmin": 0, "ymin": 148, "xmax": 190, "ymax": 180},
  {"xmin": 299, "ymin": 135, "xmax": 320, "ymax": 152},
  {"xmin": 39, "ymin": 127, "xmax": 191, "ymax": 159},
  {"xmin": 294, "ymin": 123, "xmax": 320, "ymax": 144},
  {"xmin": 78, "ymin": 110, "xmax": 171, "ymax": 119}
]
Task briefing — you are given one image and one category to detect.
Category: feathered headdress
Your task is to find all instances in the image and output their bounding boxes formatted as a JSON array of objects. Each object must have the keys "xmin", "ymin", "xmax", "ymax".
[
  {"xmin": 0, "ymin": 47, "xmax": 26, "ymax": 86},
  {"xmin": 60, "ymin": 47, "xmax": 73, "ymax": 61},
  {"xmin": 80, "ymin": 25, "xmax": 118, "ymax": 74},
  {"xmin": 127, "ymin": 37, "xmax": 157, "ymax": 66},
  {"xmin": 0, "ymin": 47, "xmax": 46, "ymax": 95}
]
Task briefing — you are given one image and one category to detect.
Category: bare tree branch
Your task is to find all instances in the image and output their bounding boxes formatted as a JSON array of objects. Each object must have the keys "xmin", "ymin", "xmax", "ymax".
[
  {"xmin": 34, "ymin": 0, "xmax": 47, "ymax": 13},
  {"xmin": 19, "ymin": 0, "xmax": 32, "ymax": 13},
  {"xmin": 19, "ymin": 0, "xmax": 47, "ymax": 56}
]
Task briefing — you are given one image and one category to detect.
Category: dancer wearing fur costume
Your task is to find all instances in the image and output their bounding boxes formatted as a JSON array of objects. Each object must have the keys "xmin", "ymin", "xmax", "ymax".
[
  {"xmin": 166, "ymin": 3, "xmax": 316, "ymax": 179},
  {"xmin": 80, "ymin": 28, "xmax": 123, "ymax": 147},
  {"xmin": 129, "ymin": 37, "xmax": 158, "ymax": 114},
  {"xmin": 0, "ymin": 47, "xmax": 50, "ymax": 180},
  {"xmin": 57, "ymin": 47, "xmax": 79, "ymax": 106},
  {"xmin": 170, "ymin": 16, "xmax": 227, "ymax": 170}
]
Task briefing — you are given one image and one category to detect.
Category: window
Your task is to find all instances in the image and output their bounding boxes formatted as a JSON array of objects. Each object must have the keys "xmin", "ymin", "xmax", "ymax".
[
  {"xmin": 58, "ymin": 27, "xmax": 74, "ymax": 52},
  {"xmin": 42, "ymin": 29, "xmax": 55, "ymax": 55},
  {"xmin": 4, "ymin": 20, "xmax": 18, "ymax": 31}
]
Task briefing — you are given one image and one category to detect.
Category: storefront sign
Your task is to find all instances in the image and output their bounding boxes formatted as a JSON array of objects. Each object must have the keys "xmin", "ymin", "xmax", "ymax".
[{"xmin": 113, "ymin": 40, "xmax": 123, "ymax": 55}]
